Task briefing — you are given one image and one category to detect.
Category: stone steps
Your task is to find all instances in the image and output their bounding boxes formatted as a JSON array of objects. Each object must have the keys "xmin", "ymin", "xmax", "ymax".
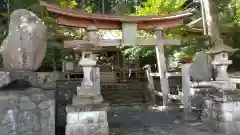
[
  {"xmin": 110, "ymin": 102, "xmax": 144, "ymax": 106},
  {"xmin": 102, "ymin": 93, "xmax": 143, "ymax": 98},
  {"xmin": 101, "ymin": 81, "xmax": 148, "ymax": 106}
]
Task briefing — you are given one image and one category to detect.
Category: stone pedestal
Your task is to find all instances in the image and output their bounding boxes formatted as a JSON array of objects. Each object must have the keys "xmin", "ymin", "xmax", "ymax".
[
  {"xmin": 66, "ymin": 97, "xmax": 108, "ymax": 135},
  {"xmin": 202, "ymin": 90, "xmax": 240, "ymax": 134},
  {"xmin": 65, "ymin": 51, "xmax": 108, "ymax": 135},
  {"xmin": 65, "ymin": 104, "xmax": 108, "ymax": 135},
  {"xmin": 0, "ymin": 88, "xmax": 55, "ymax": 135}
]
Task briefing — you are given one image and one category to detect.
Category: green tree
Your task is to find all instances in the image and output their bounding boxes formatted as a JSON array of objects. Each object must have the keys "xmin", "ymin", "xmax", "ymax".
[{"xmin": 123, "ymin": 0, "xmax": 193, "ymax": 64}]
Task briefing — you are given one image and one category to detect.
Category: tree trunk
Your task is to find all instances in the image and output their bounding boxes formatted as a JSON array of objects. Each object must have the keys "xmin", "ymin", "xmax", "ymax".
[{"xmin": 202, "ymin": 0, "xmax": 220, "ymax": 45}]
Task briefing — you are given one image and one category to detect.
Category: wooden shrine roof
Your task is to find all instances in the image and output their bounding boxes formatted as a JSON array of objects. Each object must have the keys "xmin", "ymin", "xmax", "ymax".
[{"xmin": 40, "ymin": 1, "xmax": 193, "ymax": 30}]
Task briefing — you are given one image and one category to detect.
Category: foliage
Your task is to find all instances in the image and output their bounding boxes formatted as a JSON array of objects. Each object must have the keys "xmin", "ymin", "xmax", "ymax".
[
  {"xmin": 59, "ymin": 0, "xmax": 78, "ymax": 8},
  {"xmin": 123, "ymin": 0, "xmax": 190, "ymax": 63},
  {"xmin": 135, "ymin": 0, "xmax": 185, "ymax": 16}
]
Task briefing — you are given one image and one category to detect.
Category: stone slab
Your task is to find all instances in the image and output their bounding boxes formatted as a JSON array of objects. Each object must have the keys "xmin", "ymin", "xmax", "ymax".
[
  {"xmin": 72, "ymin": 96, "xmax": 103, "ymax": 105},
  {"xmin": 76, "ymin": 85, "xmax": 99, "ymax": 98},
  {"xmin": 202, "ymin": 118, "xmax": 240, "ymax": 134},
  {"xmin": 204, "ymin": 100, "xmax": 240, "ymax": 112},
  {"xmin": 66, "ymin": 103, "xmax": 108, "ymax": 112},
  {"xmin": 203, "ymin": 99, "xmax": 240, "ymax": 121},
  {"xmin": 67, "ymin": 111, "xmax": 107, "ymax": 125},
  {"xmin": 202, "ymin": 109, "xmax": 233, "ymax": 122},
  {"xmin": 65, "ymin": 122, "xmax": 109, "ymax": 135},
  {"xmin": 189, "ymin": 52, "xmax": 212, "ymax": 82}
]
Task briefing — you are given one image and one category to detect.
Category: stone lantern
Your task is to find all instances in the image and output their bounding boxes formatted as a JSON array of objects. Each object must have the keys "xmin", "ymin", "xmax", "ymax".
[
  {"xmin": 66, "ymin": 47, "xmax": 109, "ymax": 135},
  {"xmin": 66, "ymin": 25, "xmax": 108, "ymax": 135},
  {"xmin": 200, "ymin": 39, "xmax": 240, "ymax": 134},
  {"xmin": 206, "ymin": 39, "xmax": 237, "ymax": 81},
  {"xmin": 72, "ymin": 49, "xmax": 102, "ymax": 105}
]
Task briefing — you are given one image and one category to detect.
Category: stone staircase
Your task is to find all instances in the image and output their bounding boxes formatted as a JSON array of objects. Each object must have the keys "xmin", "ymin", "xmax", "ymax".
[{"xmin": 101, "ymin": 81, "xmax": 150, "ymax": 106}]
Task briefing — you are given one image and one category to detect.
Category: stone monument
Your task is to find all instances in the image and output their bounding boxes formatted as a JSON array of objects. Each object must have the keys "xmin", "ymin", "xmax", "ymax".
[
  {"xmin": 189, "ymin": 51, "xmax": 213, "ymax": 81},
  {"xmin": 0, "ymin": 9, "xmax": 55, "ymax": 135},
  {"xmin": 0, "ymin": 9, "xmax": 47, "ymax": 87},
  {"xmin": 65, "ymin": 51, "xmax": 108, "ymax": 135},
  {"xmin": 1, "ymin": 9, "xmax": 46, "ymax": 71}
]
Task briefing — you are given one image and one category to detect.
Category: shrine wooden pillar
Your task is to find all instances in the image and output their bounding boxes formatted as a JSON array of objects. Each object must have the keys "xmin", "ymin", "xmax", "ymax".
[
  {"xmin": 155, "ymin": 27, "xmax": 169, "ymax": 106},
  {"xmin": 122, "ymin": 55, "xmax": 127, "ymax": 82},
  {"xmin": 118, "ymin": 52, "xmax": 127, "ymax": 82}
]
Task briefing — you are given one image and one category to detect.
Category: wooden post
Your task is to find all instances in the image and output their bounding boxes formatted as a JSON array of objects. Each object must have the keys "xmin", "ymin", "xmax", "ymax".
[
  {"xmin": 119, "ymin": 52, "xmax": 127, "ymax": 82},
  {"xmin": 155, "ymin": 27, "xmax": 170, "ymax": 106},
  {"xmin": 144, "ymin": 65, "xmax": 156, "ymax": 104},
  {"xmin": 181, "ymin": 63, "xmax": 192, "ymax": 114},
  {"xmin": 122, "ymin": 56, "xmax": 127, "ymax": 82}
]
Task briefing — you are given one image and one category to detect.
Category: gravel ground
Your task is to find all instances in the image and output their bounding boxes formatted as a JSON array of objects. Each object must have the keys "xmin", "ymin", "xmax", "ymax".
[{"xmin": 107, "ymin": 105, "xmax": 226, "ymax": 135}]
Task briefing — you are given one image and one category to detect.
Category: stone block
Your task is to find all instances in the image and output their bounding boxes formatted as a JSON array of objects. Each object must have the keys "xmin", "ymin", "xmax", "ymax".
[
  {"xmin": 203, "ymin": 109, "xmax": 233, "ymax": 122},
  {"xmin": 204, "ymin": 99, "xmax": 240, "ymax": 121},
  {"xmin": 203, "ymin": 119, "xmax": 240, "ymax": 134},
  {"xmin": 0, "ymin": 89, "xmax": 55, "ymax": 135},
  {"xmin": 65, "ymin": 122, "xmax": 108, "ymax": 135},
  {"xmin": 0, "ymin": 72, "xmax": 13, "ymax": 88},
  {"xmin": 76, "ymin": 86, "xmax": 99, "ymax": 98},
  {"xmin": 72, "ymin": 97, "xmax": 102, "ymax": 105},
  {"xmin": 66, "ymin": 103, "xmax": 108, "ymax": 112},
  {"xmin": 67, "ymin": 111, "xmax": 107, "ymax": 125}
]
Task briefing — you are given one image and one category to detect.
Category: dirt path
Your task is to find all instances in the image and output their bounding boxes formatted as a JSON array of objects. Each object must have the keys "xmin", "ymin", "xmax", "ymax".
[{"xmin": 108, "ymin": 105, "xmax": 226, "ymax": 135}]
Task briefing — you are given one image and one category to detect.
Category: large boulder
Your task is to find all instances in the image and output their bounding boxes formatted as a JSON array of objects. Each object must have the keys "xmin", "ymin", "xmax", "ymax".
[{"xmin": 1, "ymin": 9, "xmax": 46, "ymax": 71}]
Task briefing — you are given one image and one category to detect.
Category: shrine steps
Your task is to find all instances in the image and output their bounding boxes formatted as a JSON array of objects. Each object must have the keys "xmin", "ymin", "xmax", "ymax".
[
  {"xmin": 56, "ymin": 78, "xmax": 150, "ymax": 106},
  {"xmin": 101, "ymin": 81, "xmax": 150, "ymax": 106}
]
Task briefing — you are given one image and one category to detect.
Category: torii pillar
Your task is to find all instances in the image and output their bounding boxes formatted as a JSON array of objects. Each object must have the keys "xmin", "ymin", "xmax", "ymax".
[{"xmin": 155, "ymin": 27, "xmax": 170, "ymax": 105}]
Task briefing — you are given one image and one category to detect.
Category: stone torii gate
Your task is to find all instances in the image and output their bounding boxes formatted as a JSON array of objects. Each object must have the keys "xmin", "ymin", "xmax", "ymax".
[{"xmin": 40, "ymin": 1, "xmax": 192, "ymax": 105}]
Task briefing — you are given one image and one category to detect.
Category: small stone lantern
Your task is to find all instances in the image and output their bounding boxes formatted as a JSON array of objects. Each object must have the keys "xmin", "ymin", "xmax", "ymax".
[
  {"xmin": 75, "ymin": 51, "xmax": 98, "ymax": 97},
  {"xmin": 206, "ymin": 39, "xmax": 237, "ymax": 81}
]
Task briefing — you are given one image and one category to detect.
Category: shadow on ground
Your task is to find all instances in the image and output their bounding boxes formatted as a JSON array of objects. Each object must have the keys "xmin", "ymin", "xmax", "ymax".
[{"xmin": 107, "ymin": 105, "xmax": 226, "ymax": 135}]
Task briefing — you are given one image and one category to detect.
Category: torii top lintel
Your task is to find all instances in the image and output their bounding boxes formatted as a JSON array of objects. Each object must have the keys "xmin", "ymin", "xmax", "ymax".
[{"xmin": 40, "ymin": 1, "xmax": 193, "ymax": 30}]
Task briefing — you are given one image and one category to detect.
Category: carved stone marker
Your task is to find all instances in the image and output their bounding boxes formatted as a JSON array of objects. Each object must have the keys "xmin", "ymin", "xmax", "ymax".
[
  {"xmin": 1, "ymin": 9, "xmax": 46, "ymax": 71},
  {"xmin": 189, "ymin": 51, "xmax": 212, "ymax": 81},
  {"xmin": 0, "ymin": 9, "xmax": 47, "ymax": 88}
]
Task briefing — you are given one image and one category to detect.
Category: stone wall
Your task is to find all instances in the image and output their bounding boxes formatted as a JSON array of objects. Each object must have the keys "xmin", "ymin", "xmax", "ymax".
[
  {"xmin": 201, "ymin": 90, "xmax": 240, "ymax": 134},
  {"xmin": 28, "ymin": 72, "xmax": 60, "ymax": 89},
  {"xmin": 13, "ymin": 71, "xmax": 60, "ymax": 89},
  {"xmin": 0, "ymin": 87, "xmax": 55, "ymax": 135}
]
